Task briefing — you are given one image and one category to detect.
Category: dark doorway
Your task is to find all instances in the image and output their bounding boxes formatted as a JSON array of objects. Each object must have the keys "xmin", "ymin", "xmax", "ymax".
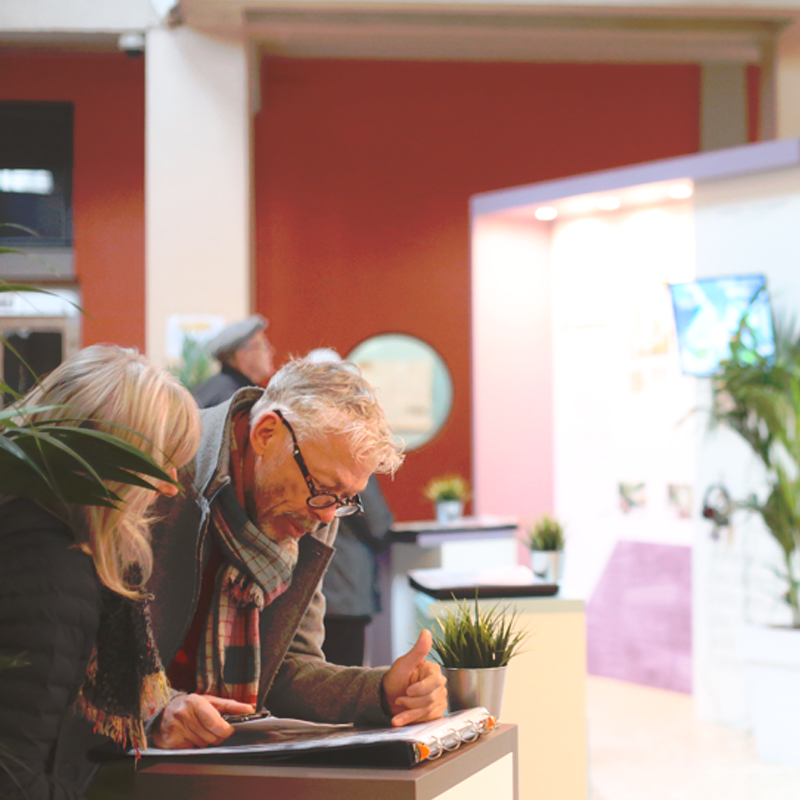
[{"xmin": 2, "ymin": 330, "xmax": 63, "ymax": 404}]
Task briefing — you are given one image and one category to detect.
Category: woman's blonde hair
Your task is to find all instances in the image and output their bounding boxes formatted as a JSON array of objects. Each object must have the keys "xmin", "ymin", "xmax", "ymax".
[{"xmin": 20, "ymin": 345, "xmax": 200, "ymax": 598}]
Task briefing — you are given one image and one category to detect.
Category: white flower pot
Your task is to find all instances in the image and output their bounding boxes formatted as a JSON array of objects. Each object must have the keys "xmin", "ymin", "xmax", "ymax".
[
  {"xmin": 530, "ymin": 550, "xmax": 564, "ymax": 583},
  {"xmin": 435, "ymin": 499, "xmax": 464, "ymax": 523},
  {"xmin": 741, "ymin": 623, "xmax": 800, "ymax": 765}
]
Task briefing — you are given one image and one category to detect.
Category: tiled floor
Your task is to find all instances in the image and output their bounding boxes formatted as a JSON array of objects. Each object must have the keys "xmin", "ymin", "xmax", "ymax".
[{"xmin": 586, "ymin": 676, "xmax": 800, "ymax": 800}]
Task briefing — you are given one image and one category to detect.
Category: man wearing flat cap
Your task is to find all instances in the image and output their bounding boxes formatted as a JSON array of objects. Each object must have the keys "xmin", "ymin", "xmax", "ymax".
[{"xmin": 193, "ymin": 314, "xmax": 275, "ymax": 408}]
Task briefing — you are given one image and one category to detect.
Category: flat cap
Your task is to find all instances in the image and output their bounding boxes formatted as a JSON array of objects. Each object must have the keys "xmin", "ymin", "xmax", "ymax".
[{"xmin": 208, "ymin": 314, "xmax": 268, "ymax": 361}]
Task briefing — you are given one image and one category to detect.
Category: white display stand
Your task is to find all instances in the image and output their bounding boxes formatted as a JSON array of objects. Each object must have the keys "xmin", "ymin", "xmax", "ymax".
[
  {"xmin": 369, "ymin": 517, "xmax": 521, "ymax": 664},
  {"xmin": 414, "ymin": 590, "xmax": 588, "ymax": 800},
  {"xmin": 470, "ymin": 139, "xmax": 800, "ymax": 729}
]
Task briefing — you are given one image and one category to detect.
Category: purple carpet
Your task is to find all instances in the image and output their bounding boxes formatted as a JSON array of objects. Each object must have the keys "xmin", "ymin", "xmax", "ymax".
[{"xmin": 586, "ymin": 540, "xmax": 692, "ymax": 693}]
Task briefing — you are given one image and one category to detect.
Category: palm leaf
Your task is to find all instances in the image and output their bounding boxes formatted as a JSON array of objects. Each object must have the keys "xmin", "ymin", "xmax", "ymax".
[
  {"xmin": 0, "ymin": 425, "xmax": 177, "ymax": 506},
  {"xmin": 710, "ymin": 305, "xmax": 800, "ymax": 625}
]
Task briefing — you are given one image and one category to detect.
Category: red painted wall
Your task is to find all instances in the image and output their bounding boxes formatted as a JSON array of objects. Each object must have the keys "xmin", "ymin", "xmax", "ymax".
[
  {"xmin": 254, "ymin": 58, "xmax": 701, "ymax": 520},
  {"xmin": 0, "ymin": 52, "xmax": 145, "ymax": 349}
]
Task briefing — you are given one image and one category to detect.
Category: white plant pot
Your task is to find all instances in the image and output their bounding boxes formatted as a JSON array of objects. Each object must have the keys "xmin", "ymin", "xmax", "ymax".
[
  {"xmin": 435, "ymin": 499, "xmax": 464, "ymax": 523},
  {"xmin": 741, "ymin": 623, "xmax": 800, "ymax": 766},
  {"xmin": 530, "ymin": 550, "xmax": 564, "ymax": 583}
]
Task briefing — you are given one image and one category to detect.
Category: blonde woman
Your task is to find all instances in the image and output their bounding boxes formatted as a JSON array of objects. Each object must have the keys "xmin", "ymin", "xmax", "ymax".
[{"xmin": 0, "ymin": 345, "xmax": 200, "ymax": 800}]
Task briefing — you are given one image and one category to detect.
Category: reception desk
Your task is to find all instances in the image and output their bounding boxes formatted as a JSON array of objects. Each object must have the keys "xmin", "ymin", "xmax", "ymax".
[{"xmin": 135, "ymin": 724, "xmax": 518, "ymax": 800}]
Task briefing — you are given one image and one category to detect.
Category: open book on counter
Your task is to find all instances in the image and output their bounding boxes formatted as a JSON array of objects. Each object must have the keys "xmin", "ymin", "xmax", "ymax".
[{"xmin": 136, "ymin": 706, "xmax": 497, "ymax": 768}]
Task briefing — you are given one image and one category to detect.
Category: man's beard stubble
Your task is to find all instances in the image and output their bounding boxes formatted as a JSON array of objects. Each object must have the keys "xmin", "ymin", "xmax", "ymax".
[{"xmin": 252, "ymin": 441, "xmax": 320, "ymax": 551}]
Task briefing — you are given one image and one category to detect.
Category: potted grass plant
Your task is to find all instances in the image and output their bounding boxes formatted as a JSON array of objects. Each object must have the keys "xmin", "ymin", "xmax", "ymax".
[
  {"xmin": 423, "ymin": 474, "xmax": 470, "ymax": 523},
  {"xmin": 527, "ymin": 513, "xmax": 566, "ymax": 584},
  {"xmin": 428, "ymin": 595, "xmax": 528, "ymax": 720}
]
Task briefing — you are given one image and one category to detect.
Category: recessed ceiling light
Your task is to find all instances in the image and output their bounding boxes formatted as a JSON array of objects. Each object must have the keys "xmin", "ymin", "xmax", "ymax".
[
  {"xmin": 630, "ymin": 186, "xmax": 665, "ymax": 205},
  {"xmin": 597, "ymin": 196, "xmax": 621, "ymax": 211},
  {"xmin": 562, "ymin": 197, "xmax": 597, "ymax": 216},
  {"xmin": 667, "ymin": 184, "xmax": 693, "ymax": 200},
  {"xmin": 534, "ymin": 206, "xmax": 558, "ymax": 221}
]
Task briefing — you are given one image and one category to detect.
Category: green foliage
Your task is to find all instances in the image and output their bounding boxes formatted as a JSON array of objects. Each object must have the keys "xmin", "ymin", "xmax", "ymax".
[
  {"xmin": 0, "ymin": 411, "xmax": 177, "ymax": 507},
  {"xmin": 528, "ymin": 513, "xmax": 565, "ymax": 551},
  {"xmin": 429, "ymin": 595, "xmax": 528, "ymax": 668},
  {"xmin": 169, "ymin": 334, "xmax": 215, "ymax": 391},
  {"xmin": 423, "ymin": 474, "xmax": 471, "ymax": 502},
  {"xmin": 710, "ymin": 306, "xmax": 800, "ymax": 626}
]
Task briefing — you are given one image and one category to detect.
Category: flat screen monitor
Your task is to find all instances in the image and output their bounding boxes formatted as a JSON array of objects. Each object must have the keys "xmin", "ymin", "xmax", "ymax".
[{"xmin": 668, "ymin": 273, "xmax": 775, "ymax": 377}]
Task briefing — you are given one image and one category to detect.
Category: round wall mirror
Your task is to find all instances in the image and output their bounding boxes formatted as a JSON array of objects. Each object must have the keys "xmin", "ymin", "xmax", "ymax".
[{"xmin": 347, "ymin": 334, "xmax": 453, "ymax": 451}]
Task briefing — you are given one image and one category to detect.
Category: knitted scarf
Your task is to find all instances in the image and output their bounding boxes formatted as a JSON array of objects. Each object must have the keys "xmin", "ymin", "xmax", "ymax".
[
  {"xmin": 197, "ymin": 488, "xmax": 298, "ymax": 706},
  {"xmin": 73, "ymin": 584, "xmax": 170, "ymax": 754}
]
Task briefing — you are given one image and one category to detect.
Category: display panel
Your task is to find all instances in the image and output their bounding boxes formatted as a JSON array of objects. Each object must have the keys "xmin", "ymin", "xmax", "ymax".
[{"xmin": 668, "ymin": 274, "xmax": 775, "ymax": 377}]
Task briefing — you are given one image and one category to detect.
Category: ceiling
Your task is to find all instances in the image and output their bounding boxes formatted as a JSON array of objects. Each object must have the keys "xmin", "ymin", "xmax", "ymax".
[{"xmin": 178, "ymin": 1, "xmax": 796, "ymax": 65}]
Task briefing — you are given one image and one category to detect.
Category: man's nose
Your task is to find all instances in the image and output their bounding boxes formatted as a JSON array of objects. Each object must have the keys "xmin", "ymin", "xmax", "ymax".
[{"xmin": 312, "ymin": 505, "xmax": 338, "ymax": 525}]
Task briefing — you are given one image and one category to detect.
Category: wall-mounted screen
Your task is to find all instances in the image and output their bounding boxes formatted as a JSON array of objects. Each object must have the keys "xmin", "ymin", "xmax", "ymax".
[{"xmin": 668, "ymin": 273, "xmax": 775, "ymax": 377}]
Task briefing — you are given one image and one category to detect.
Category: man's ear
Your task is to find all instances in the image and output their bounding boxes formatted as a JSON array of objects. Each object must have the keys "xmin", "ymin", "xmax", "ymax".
[{"xmin": 250, "ymin": 411, "xmax": 281, "ymax": 457}]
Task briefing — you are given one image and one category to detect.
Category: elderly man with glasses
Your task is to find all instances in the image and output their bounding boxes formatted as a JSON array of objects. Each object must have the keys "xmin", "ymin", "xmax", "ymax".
[{"xmin": 146, "ymin": 357, "xmax": 448, "ymax": 749}]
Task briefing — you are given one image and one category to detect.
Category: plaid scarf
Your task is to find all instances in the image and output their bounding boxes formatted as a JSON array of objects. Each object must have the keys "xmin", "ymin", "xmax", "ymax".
[
  {"xmin": 198, "ymin": 484, "xmax": 298, "ymax": 706},
  {"xmin": 74, "ymin": 584, "xmax": 170, "ymax": 754}
]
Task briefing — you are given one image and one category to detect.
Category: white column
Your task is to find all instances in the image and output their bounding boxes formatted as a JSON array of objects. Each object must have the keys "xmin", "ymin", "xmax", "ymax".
[
  {"xmin": 145, "ymin": 27, "xmax": 251, "ymax": 365},
  {"xmin": 699, "ymin": 63, "xmax": 748, "ymax": 152},
  {"xmin": 777, "ymin": 32, "xmax": 800, "ymax": 139}
]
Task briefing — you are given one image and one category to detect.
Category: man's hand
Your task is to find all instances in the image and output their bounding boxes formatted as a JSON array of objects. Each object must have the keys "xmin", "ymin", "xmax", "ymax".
[
  {"xmin": 382, "ymin": 629, "xmax": 448, "ymax": 727},
  {"xmin": 152, "ymin": 694, "xmax": 256, "ymax": 749}
]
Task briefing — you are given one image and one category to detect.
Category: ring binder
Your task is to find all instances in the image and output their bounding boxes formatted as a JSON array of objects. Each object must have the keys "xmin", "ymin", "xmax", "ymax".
[{"xmin": 132, "ymin": 707, "xmax": 497, "ymax": 768}]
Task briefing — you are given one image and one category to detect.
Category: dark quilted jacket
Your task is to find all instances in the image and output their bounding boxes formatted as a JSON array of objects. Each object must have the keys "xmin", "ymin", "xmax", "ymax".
[{"xmin": 0, "ymin": 498, "xmax": 103, "ymax": 800}]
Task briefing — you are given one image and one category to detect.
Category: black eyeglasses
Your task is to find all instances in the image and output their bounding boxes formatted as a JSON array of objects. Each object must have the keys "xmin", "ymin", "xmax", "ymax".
[{"xmin": 273, "ymin": 409, "xmax": 363, "ymax": 517}]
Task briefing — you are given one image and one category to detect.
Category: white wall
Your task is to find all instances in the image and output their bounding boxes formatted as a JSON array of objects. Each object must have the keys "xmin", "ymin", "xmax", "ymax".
[
  {"xmin": 778, "ymin": 31, "xmax": 800, "ymax": 140},
  {"xmin": 692, "ymin": 165, "xmax": 800, "ymax": 725},
  {"xmin": 551, "ymin": 202, "xmax": 697, "ymax": 602}
]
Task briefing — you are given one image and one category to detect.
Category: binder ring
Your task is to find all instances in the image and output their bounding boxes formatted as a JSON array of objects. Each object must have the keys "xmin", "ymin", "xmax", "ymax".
[
  {"xmin": 461, "ymin": 722, "xmax": 480, "ymax": 743},
  {"xmin": 441, "ymin": 728, "xmax": 460, "ymax": 751}
]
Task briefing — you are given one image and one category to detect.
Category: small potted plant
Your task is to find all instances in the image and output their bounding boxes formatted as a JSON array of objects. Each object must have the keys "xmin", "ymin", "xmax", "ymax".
[
  {"xmin": 423, "ymin": 474, "xmax": 470, "ymax": 523},
  {"xmin": 428, "ymin": 595, "xmax": 528, "ymax": 720},
  {"xmin": 527, "ymin": 513, "xmax": 566, "ymax": 584}
]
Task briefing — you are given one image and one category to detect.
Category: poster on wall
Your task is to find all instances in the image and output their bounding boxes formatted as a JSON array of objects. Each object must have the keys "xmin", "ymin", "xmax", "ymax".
[
  {"xmin": 358, "ymin": 359, "xmax": 434, "ymax": 432},
  {"xmin": 618, "ymin": 482, "xmax": 647, "ymax": 515},
  {"xmin": 165, "ymin": 314, "xmax": 226, "ymax": 361}
]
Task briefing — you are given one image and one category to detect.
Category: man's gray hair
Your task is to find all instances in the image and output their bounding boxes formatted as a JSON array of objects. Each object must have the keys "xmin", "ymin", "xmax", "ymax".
[{"xmin": 250, "ymin": 357, "xmax": 405, "ymax": 475}]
